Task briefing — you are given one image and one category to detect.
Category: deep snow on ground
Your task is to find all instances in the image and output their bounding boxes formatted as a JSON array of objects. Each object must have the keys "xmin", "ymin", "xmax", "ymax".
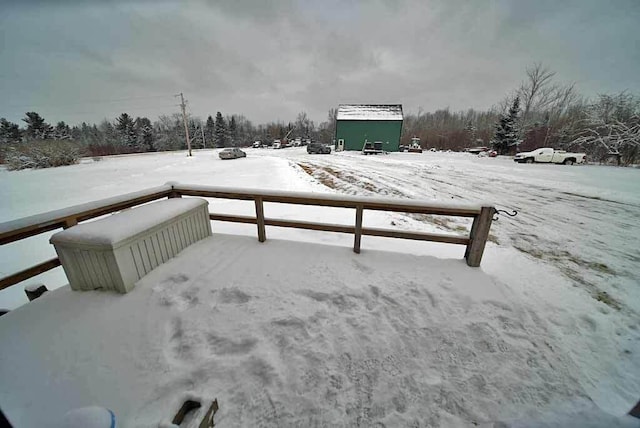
[{"xmin": 1, "ymin": 148, "xmax": 639, "ymax": 426}]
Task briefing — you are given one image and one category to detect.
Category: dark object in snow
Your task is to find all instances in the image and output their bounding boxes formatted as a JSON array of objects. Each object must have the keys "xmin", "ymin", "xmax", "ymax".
[
  {"xmin": 630, "ymin": 399, "xmax": 640, "ymax": 419},
  {"xmin": 218, "ymin": 147, "xmax": 246, "ymax": 160},
  {"xmin": 199, "ymin": 399, "xmax": 219, "ymax": 428},
  {"xmin": 0, "ymin": 309, "xmax": 9, "ymax": 317},
  {"xmin": 362, "ymin": 141, "xmax": 384, "ymax": 155},
  {"xmin": 171, "ymin": 400, "xmax": 201, "ymax": 425},
  {"xmin": 170, "ymin": 398, "xmax": 218, "ymax": 427},
  {"xmin": 307, "ymin": 142, "xmax": 331, "ymax": 154},
  {"xmin": 24, "ymin": 283, "xmax": 48, "ymax": 301}
]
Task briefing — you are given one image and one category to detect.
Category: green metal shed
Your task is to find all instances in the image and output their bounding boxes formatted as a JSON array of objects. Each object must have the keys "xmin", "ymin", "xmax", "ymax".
[{"xmin": 334, "ymin": 104, "xmax": 403, "ymax": 152}]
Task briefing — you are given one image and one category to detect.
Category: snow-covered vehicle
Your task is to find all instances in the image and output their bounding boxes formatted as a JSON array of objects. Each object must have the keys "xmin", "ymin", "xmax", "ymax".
[
  {"xmin": 407, "ymin": 142, "xmax": 423, "ymax": 153},
  {"xmin": 466, "ymin": 146, "xmax": 489, "ymax": 154},
  {"xmin": 478, "ymin": 150, "xmax": 497, "ymax": 157},
  {"xmin": 407, "ymin": 137, "xmax": 423, "ymax": 153},
  {"xmin": 514, "ymin": 148, "xmax": 586, "ymax": 165},
  {"xmin": 252, "ymin": 141, "xmax": 262, "ymax": 148}
]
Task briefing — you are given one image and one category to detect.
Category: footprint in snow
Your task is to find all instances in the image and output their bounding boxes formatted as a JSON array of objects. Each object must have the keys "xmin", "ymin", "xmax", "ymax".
[{"xmin": 215, "ymin": 287, "xmax": 252, "ymax": 304}]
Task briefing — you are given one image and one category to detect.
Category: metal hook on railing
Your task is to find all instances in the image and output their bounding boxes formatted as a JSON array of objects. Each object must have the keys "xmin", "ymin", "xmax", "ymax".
[{"xmin": 493, "ymin": 208, "xmax": 518, "ymax": 221}]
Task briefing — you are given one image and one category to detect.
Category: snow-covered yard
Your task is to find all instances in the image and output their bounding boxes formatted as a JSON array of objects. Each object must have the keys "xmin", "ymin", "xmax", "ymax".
[{"xmin": 0, "ymin": 148, "xmax": 639, "ymax": 426}]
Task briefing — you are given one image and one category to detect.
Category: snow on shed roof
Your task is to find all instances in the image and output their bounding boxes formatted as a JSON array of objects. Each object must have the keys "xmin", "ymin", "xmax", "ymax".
[{"xmin": 336, "ymin": 104, "xmax": 403, "ymax": 121}]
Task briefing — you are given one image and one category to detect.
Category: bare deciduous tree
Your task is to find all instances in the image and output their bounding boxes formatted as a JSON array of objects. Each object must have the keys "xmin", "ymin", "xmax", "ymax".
[
  {"xmin": 571, "ymin": 92, "xmax": 640, "ymax": 164},
  {"xmin": 519, "ymin": 62, "xmax": 556, "ymax": 124}
]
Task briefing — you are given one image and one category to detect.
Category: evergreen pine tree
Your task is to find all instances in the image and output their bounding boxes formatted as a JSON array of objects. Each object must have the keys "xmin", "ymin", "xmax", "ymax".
[
  {"xmin": 99, "ymin": 120, "xmax": 118, "ymax": 147},
  {"xmin": 22, "ymin": 112, "xmax": 52, "ymax": 140},
  {"xmin": 0, "ymin": 118, "xmax": 22, "ymax": 144},
  {"xmin": 116, "ymin": 113, "xmax": 137, "ymax": 150},
  {"xmin": 491, "ymin": 97, "xmax": 521, "ymax": 155},
  {"xmin": 91, "ymin": 124, "xmax": 103, "ymax": 146},
  {"xmin": 135, "ymin": 117, "xmax": 154, "ymax": 151},
  {"xmin": 53, "ymin": 121, "xmax": 71, "ymax": 140},
  {"xmin": 79, "ymin": 122, "xmax": 91, "ymax": 144},
  {"xmin": 70, "ymin": 125, "xmax": 82, "ymax": 142},
  {"xmin": 205, "ymin": 115, "xmax": 215, "ymax": 145},
  {"xmin": 214, "ymin": 112, "xmax": 227, "ymax": 148}
]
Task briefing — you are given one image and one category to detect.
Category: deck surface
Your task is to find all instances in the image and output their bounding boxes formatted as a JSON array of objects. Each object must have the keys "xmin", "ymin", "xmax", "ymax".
[{"xmin": 0, "ymin": 234, "xmax": 588, "ymax": 427}]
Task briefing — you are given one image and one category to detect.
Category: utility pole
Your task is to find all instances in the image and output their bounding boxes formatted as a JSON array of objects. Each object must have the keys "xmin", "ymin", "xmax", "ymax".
[
  {"xmin": 201, "ymin": 124, "xmax": 206, "ymax": 149},
  {"xmin": 176, "ymin": 92, "xmax": 192, "ymax": 156}
]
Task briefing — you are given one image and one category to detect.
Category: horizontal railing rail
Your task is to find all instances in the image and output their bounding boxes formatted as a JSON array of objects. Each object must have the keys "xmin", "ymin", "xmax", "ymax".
[
  {"xmin": 0, "ymin": 183, "xmax": 494, "ymax": 292},
  {"xmin": 170, "ymin": 183, "xmax": 484, "ymax": 217},
  {"xmin": 0, "ymin": 185, "xmax": 174, "ymax": 246}
]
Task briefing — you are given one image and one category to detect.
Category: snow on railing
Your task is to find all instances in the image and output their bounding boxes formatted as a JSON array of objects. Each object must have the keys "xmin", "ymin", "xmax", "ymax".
[{"xmin": 0, "ymin": 183, "xmax": 495, "ymax": 292}]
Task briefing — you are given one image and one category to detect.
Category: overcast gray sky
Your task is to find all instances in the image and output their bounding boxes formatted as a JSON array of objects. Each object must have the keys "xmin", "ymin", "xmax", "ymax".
[{"xmin": 1, "ymin": 0, "xmax": 639, "ymax": 126}]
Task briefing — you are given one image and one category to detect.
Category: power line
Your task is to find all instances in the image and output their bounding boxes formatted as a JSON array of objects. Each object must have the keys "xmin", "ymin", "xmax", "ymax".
[{"xmin": 17, "ymin": 104, "xmax": 180, "ymax": 118}]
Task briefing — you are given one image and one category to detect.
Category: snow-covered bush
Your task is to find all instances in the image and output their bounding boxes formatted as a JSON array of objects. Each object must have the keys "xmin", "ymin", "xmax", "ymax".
[{"xmin": 5, "ymin": 140, "xmax": 84, "ymax": 170}]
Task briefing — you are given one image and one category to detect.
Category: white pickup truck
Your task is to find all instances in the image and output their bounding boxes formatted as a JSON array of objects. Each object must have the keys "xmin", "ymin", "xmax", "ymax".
[{"xmin": 514, "ymin": 148, "xmax": 586, "ymax": 165}]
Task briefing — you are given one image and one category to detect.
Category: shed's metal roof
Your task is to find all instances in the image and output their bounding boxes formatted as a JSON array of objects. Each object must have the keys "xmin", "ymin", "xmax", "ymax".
[{"xmin": 336, "ymin": 104, "xmax": 403, "ymax": 121}]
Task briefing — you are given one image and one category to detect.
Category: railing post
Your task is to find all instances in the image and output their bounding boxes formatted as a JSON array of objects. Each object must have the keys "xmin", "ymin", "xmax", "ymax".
[
  {"xmin": 255, "ymin": 197, "xmax": 266, "ymax": 243},
  {"xmin": 63, "ymin": 218, "xmax": 77, "ymax": 229},
  {"xmin": 353, "ymin": 204, "xmax": 364, "ymax": 254},
  {"xmin": 465, "ymin": 206, "xmax": 494, "ymax": 267}
]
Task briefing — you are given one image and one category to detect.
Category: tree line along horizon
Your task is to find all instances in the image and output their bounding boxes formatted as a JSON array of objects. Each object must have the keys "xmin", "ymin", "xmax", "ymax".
[{"xmin": 1, "ymin": 64, "xmax": 638, "ymax": 169}]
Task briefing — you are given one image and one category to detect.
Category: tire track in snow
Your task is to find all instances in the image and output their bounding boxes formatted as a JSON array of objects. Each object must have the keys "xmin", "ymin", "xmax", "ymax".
[{"xmin": 300, "ymin": 153, "xmax": 639, "ymax": 310}]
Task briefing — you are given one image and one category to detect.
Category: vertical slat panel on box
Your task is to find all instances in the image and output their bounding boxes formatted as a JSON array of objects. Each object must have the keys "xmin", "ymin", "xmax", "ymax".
[
  {"xmin": 174, "ymin": 222, "xmax": 184, "ymax": 250},
  {"xmin": 196, "ymin": 211, "xmax": 206, "ymax": 239},
  {"xmin": 145, "ymin": 237, "xmax": 158, "ymax": 270},
  {"xmin": 183, "ymin": 216, "xmax": 193, "ymax": 244},
  {"xmin": 188, "ymin": 216, "xmax": 197, "ymax": 243},
  {"xmin": 153, "ymin": 233, "xmax": 166, "ymax": 264},
  {"xmin": 179, "ymin": 221, "xmax": 189, "ymax": 249},
  {"xmin": 88, "ymin": 251, "xmax": 104, "ymax": 290},
  {"xmin": 151, "ymin": 234, "xmax": 162, "ymax": 265},
  {"xmin": 162, "ymin": 229, "xmax": 174, "ymax": 258},
  {"xmin": 136, "ymin": 242, "xmax": 149, "ymax": 276},
  {"xmin": 183, "ymin": 217, "xmax": 194, "ymax": 245},
  {"xmin": 189, "ymin": 214, "xmax": 199, "ymax": 242},
  {"xmin": 58, "ymin": 248, "xmax": 80, "ymax": 290},
  {"xmin": 191, "ymin": 214, "xmax": 201, "ymax": 240},
  {"xmin": 173, "ymin": 223, "xmax": 184, "ymax": 253},
  {"xmin": 79, "ymin": 251, "xmax": 95, "ymax": 290},
  {"xmin": 129, "ymin": 246, "xmax": 142, "ymax": 279},
  {"xmin": 141, "ymin": 239, "xmax": 154, "ymax": 272},
  {"xmin": 105, "ymin": 252, "xmax": 120, "ymax": 291}
]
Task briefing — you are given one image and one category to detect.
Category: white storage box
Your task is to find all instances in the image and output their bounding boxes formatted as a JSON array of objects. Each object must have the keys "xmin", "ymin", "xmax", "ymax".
[{"xmin": 50, "ymin": 198, "xmax": 212, "ymax": 293}]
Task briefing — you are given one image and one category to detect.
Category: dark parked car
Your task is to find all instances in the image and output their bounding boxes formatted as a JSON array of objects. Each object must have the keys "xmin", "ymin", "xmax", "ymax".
[
  {"xmin": 218, "ymin": 148, "xmax": 246, "ymax": 160},
  {"xmin": 307, "ymin": 143, "xmax": 331, "ymax": 154}
]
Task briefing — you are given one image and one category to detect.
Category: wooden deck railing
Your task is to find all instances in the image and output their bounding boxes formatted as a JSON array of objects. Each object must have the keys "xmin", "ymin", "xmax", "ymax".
[{"xmin": 0, "ymin": 183, "xmax": 494, "ymax": 291}]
